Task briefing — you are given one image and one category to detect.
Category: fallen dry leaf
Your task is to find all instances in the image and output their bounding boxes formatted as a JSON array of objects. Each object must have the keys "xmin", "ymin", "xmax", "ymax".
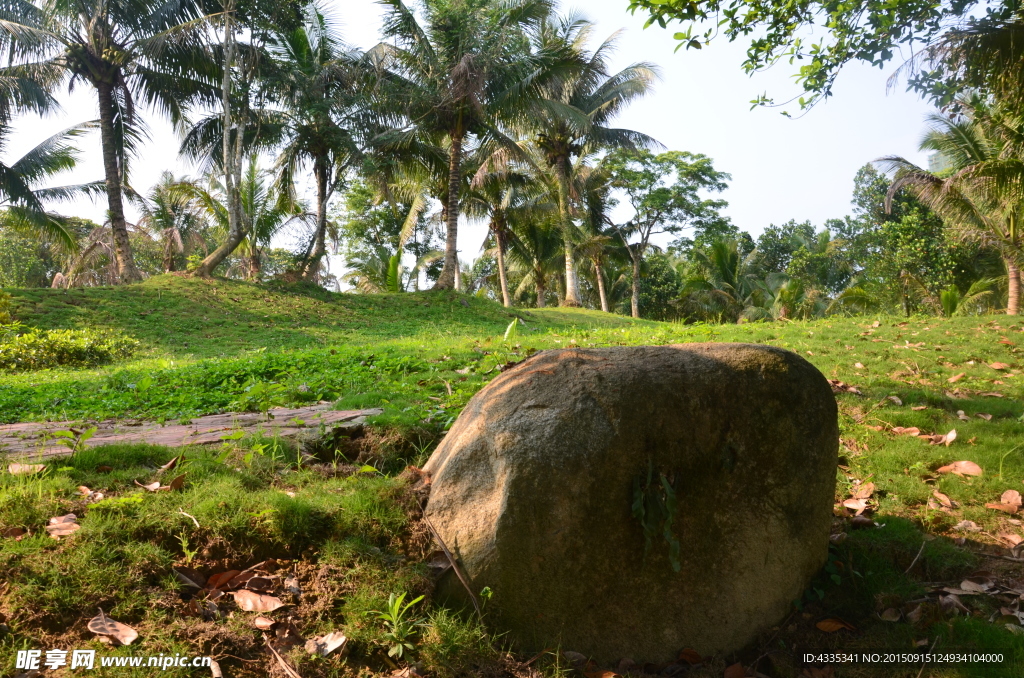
[
  {"xmin": 850, "ymin": 515, "xmax": 877, "ymax": 529},
  {"xmin": 723, "ymin": 664, "xmax": 745, "ymax": 678},
  {"xmin": 887, "ymin": 395, "xmax": 903, "ymax": 405},
  {"xmin": 954, "ymin": 520, "xmax": 981, "ymax": 532},
  {"xmin": 932, "ymin": 490, "xmax": 955, "ymax": 509},
  {"xmin": 816, "ymin": 618, "xmax": 855, "ymax": 633},
  {"xmin": 842, "ymin": 498, "xmax": 869, "ymax": 515},
  {"xmin": 851, "ymin": 482, "xmax": 875, "ymax": 500},
  {"xmin": 937, "ymin": 460, "xmax": 983, "ymax": 476},
  {"xmin": 928, "ymin": 429, "xmax": 958, "ymax": 446},
  {"xmin": 677, "ymin": 648, "xmax": 703, "ymax": 665},
  {"xmin": 167, "ymin": 473, "xmax": 186, "ymax": 491},
  {"xmin": 998, "ymin": 532, "xmax": 1024, "ymax": 546},
  {"xmin": 892, "ymin": 426, "xmax": 921, "ymax": 436},
  {"xmin": 305, "ymin": 631, "xmax": 348, "ymax": 657},
  {"xmin": 8, "ymin": 463, "xmax": 45, "ymax": 475},
  {"xmin": 828, "ymin": 379, "xmax": 862, "ymax": 395},
  {"xmin": 88, "ymin": 609, "xmax": 138, "ymax": 645},
  {"xmin": 135, "ymin": 480, "xmax": 161, "ymax": 492},
  {"xmin": 957, "ymin": 410, "xmax": 970, "ymax": 421},
  {"xmin": 206, "ymin": 570, "xmax": 241, "ymax": 590},
  {"xmin": 254, "ymin": 616, "xmax": 276, "ymax": 630},
  {"xmin": 1002, "ymin": 490, "xmax": 1023, "ymax": 507},
  {"xmin": 855, "ymin": 362, "xmax": 865, "ymax": 369},
  {"xmin": 990, "ymin": 362, "xmax": 1011, "ymax": 370},
  {"xmin": 941, "ymin": 593, "xmax": 971, "ymax": 615},
  {"xmin": 980, "ymin": 392, "xmax": 1005, "ymax": 397},
  {"xmin": 97, "ymin": 464, "xmax": 113, "ymax": 472},
  {"xmin": 912, "ymin": 405, "xmax": 928, "ymax": 411},
  {"xmin": 174, "ymin": 568, "xmax": 204, "ymax": 588},
  {"xmin": 2, "ymin": 527, "xmax": 26, "ymax": 539},
  {"xmin": 880, "ymin": 608, "xmax": 901, "ymax": 622},
  {"xmin": 231, "ymin": 590, "xmax": 286, "ymax": 612},
  {"xmin": 986, "ymin": 502, "xmax": 1019, "ymax": 514},
  {"xmin": 948, "ymin": 372, "xmax": 966, "ymax": 383},
  {"xmin": 977, "ymin": 413, "xmax": 993, "ymax": 421},
  {"xmin": 45, "ymin": 514, "xmax": 80, "ymax": 539},
  {"xmin": 245, "ymin": 576, "xmax": 274, "ymax": 592}
]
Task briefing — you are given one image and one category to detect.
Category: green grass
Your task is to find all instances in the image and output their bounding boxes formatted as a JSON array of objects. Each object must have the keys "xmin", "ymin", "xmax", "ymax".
[{"xmin": 3, "ymin": 275, "xmax": 1024, "ymax": 676}]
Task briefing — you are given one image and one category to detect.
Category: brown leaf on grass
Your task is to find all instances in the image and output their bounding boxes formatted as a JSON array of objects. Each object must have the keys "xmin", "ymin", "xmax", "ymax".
[
  {"xmin": 986, "ymin": 502, "xmax": 1019, "ymax": 514},
  {"xmin": 851, "ymin": 482, "xmax": 875, "ymax": 500},
  {"xmin": 232, "ymin": 590, "xmax": 286, "ymax": 612},
  {"xmin": 45, "ymin": 514, "xmax": 80, "ymax": 539},
  {"xmin": 977, "ymin": 413, "xmax": 993, "ymax": 421},
  {"xmin": 2, "ymin": 527, "xmax": 26, "ymax": 539},
  {"xmin": 254, "ymin": 616, "xmax": 276, "ymax": 630},
  {"xmin": 937, "ymin": 459, "xmax": 982, "ymax": 476},
  {"xmin": 305, "ymin": 631, "xmax": 347, "ymax": 657},
  {"xmin": 167, "ymin": 474, "xmax": 186, "ymax": 491},
  {"xmin": 957, "ymin": 410, "xmax": 970, "ymax": 421},
  {"xmin": 932, "ymin": 490, "xmax": 955, "ymax": 509},
  {"xmin": 1002, "ymin": 490, "xmax": 1023, "ymax": 507},
  {"xmin": 940, "ymin": 594, "xmax": 970, "ymax": 615},
  {"xmin": 928, "ymin": 429, "xmax": 958, "ymax": 446},
  {"xmin": 954, "ymin": 520, "xmax": 982, "ymax": 532},
  {"xmin": 998, "ymin": 532, "xmax": 1023, "ymax": 547},
  {"xmin": 880, "ymin": 608, "xmax": 902, "ymax": 622},
  {"xmin": 912, "ymin": 405, "xmax": 928, "ymax": 411},
  {"xmin": 892, "ymin": 426, "xmax": 921, "ymax": 436},
  {"xmin": 887, "ymin": 395, "xmax": 903, "ymax": 405},
  {"xmin": 97, "ymin": 464, "xmax": 113, "ymax": 472},
  {"xmin": 88, "ymin": 609, "xmax": 138, "ymax": 645},
  {"xmin": 990, "ymin": 362, "xmax": 1011, "ymax": 370},
  {"xmin": 157, "ymin": 454, "xmax": 182, "ymax": 475},
  {"xmin": 948, "ymin": 372, "xmax": 966, "ymax": 383},
  {"xmin": 8, "ymin": 463, "xmax": 44, "ymax": 475},
  {"xmin": 135, "ymin": 480, "xmax": 161, "ymax": 492},
  {"xmin": 980, "ymin": 392, "xmax": 1005, "ymax": 397},
  {"xmin": 723, "ymin": 664, "xmax": 745, "ymax": 678},
  {"xmin": 77, "ymin": 485, "xmax": 91, "ymax": 496},
  {"xmin": 174, "ymin": 567, "xmax": 205, "ymax": 588},
  {"xmin": 865, "ymin": 424, "xmax": 884, "ymax": 431},
  {"xmin": 815, "ymin": 618, "xmax": 855, "ymax": 632},
  {"xmin": 206, "ymin": 570, "xmax": 241, "ymax": 590},
  {"xmin": 842, "ymin": 498, "xmax": 869, "ymax": 515},
  {"xmin": 855, "ymin": 362, "xmax": 865, "ymax": 369},
  {"xmin": 677, "ymin": 648, "xmax": 703, "ymax": 665},
  {"xmin": 828, "ymin": 379, "xmax": 862, "ymax": 395}
]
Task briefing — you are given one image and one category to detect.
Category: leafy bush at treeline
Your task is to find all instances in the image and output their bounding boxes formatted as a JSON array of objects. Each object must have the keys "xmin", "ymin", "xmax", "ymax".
[{"xmin": 0, "ymin": 323, "xmax": 139, "ymax": 371}]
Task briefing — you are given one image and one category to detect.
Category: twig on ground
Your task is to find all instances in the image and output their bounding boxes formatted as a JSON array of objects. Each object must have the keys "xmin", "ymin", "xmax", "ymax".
[
  {"xmin": 423, "ymin": 515, "xmax": 483, "ymax": 622},
  {"xmin": 264, "ymin": 635, "xmax": 302, "ymax": 678},
  {"xmin": 178, "ymin": 508, "xmax": 200, "ymax": 529},
  {"xmin": 905, "ymin": 539, "xmax": 927, "ymax": 574},
  {"xmin": 968, "ymin": 550, "xmax": 1024, "ymax": 563},
  {"xmin": 915, "ymin": 637, "xmax": 939, "ymax": 678}
]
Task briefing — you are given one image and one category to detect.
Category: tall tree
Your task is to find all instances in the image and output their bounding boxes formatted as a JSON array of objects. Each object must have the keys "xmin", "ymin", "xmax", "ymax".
[
  {"xmin": 371, "ymin": 0, "xmax": 553, "ymax": 290},
  {"xmin": 879, "ymin": 100, "xmax": 1024, "ymax": 315},
  {"xmin": 136, "ymin": 172, "xmax": 207, "ymax": 272},
  {"xmin": 604, "ymin": 148, "xmax": 729, "ymax": 318},
  {"xmin": 529, "ymin": 14, "xmax": 658, "ymax": 306},
  {"xmin": 265, "ymin": 3, "xmax": 361, "ymax": 280},
  {"xmin": 3, "ymin": 0, "xmax": 218, "ymax": 282}
]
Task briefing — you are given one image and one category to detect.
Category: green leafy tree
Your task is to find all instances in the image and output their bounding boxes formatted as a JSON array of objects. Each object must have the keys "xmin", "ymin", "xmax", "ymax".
[
  {"xmin": 529, "ymin": 14, "xmax": 658, "ymax": 305},
  {"xmin": 371, "ymin": 0, "xmax": 552, "ymax": 290},
  {"xmin": 136, "ymin": 172, "xmax": 208, "ymax": 273},
  {"xmin": 3, "ymin": 0, "xmax": 218, "ymax": 282},
  {"xmin": 604, "ymin": 148, "xmax": 729, "ymax": 317}
]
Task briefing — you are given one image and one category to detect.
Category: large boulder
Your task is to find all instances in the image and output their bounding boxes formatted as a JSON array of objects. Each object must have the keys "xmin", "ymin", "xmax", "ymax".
[{"xmin": 422, "ymin": 343, "xmax": 838, "ymax": 662}]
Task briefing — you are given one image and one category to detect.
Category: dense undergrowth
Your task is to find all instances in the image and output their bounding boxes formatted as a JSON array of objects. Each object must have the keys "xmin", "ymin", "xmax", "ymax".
[{"xmin": 2, "ymin": 275, "xmax": 1024, "ymax": 677}]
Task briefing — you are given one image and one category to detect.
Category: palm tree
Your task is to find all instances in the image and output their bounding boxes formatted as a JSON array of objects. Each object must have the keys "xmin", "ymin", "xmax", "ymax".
[
  {"xmin": 528, "ymin": 14, "xmax": 658, "ymax": 306},
  {"xmin": 370, "ymin": 0, "xmax": 553, "ymax": 290},
  {"xmin": 264, "ymin": 3, "xmax": 361, "ymax": 280},
  {"xmin": 0, "ymin": 122, "xmax": 103, "ymax": 248},
  {"xmin": 680, "ymin": 239, "xmax": 759, "ymax": 322},
  {"xmin": 2, "ymin": 0, "xmax": 218, "ymax": 282},
  {"xmin": 878, "ymin": 100, "xmax": 1024, "ymax": 314},
  {"xmin": 136, "ymin": 172, "xmax": 207, "ymax": 272},
  {"xmin": 506, "ymin": 212, "xmax": 562, "ymax": 307},
  {"xmin": 185, "ymin": 157, "xmax": 302, "ymax": 280}
]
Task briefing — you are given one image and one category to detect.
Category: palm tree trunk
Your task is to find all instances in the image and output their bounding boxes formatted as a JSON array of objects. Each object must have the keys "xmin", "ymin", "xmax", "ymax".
[
  {"xmin": 434, "ymin": 133, "xmax": 463, "ymax": 290},
  {"xmin": 555, "ymin": 157, "xmax": 581, "ymax": 306},
  {"xmin": 1008, "ymin": 258, "xmax": 1020, "ymax": 316},
  {"xmin": 302, "ymin": 160, "xmax": 330, "ymax": 280},
  {"xmin": 494, "ymin": 215, "xmax": 511, "ymax": 307},
  {"xmin": 249, "ymin": 251, "xmax": 261, "ymax": 280},
  {"xmin": 163, "ymin": 237, "xmax": 175, "ymax": 273},
  {"xmin": 96, "ymin": 82, "xmax": 142, "ymax": 283},
  {"xmin": 193, "ymin": 4, "xmax": 244, "ymax": 278},
  {"xmin": 631, "ymin": 255, "xmax": 641, "ymax": 319},
  {"xmin": 535, "ymin": 272, "xmax": 546, "ymax": 308},
  {"xmin": 594, "ymin": 261, "xmax": 609, "ymax": 313}
]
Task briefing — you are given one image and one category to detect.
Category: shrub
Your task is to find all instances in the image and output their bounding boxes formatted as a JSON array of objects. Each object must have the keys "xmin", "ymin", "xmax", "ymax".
[
  {"xmin": 0, "ymin": 290, "xmax": 11, "ymax": 324},
  {"xmin": 0, "ymin": 325, "xmax": 139, "ymax": 371}
]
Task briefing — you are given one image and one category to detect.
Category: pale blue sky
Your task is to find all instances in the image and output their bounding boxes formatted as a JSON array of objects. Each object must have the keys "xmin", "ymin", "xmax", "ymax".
[{"xmin": 7, "ymin": 0, "xmax": 935, "ymax": 262}]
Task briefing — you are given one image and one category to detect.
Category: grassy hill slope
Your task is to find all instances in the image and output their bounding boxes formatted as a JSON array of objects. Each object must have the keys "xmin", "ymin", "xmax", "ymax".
[{"xmin": 3, "ymin": 276, "xmax": 1024, "ymax": 676}]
